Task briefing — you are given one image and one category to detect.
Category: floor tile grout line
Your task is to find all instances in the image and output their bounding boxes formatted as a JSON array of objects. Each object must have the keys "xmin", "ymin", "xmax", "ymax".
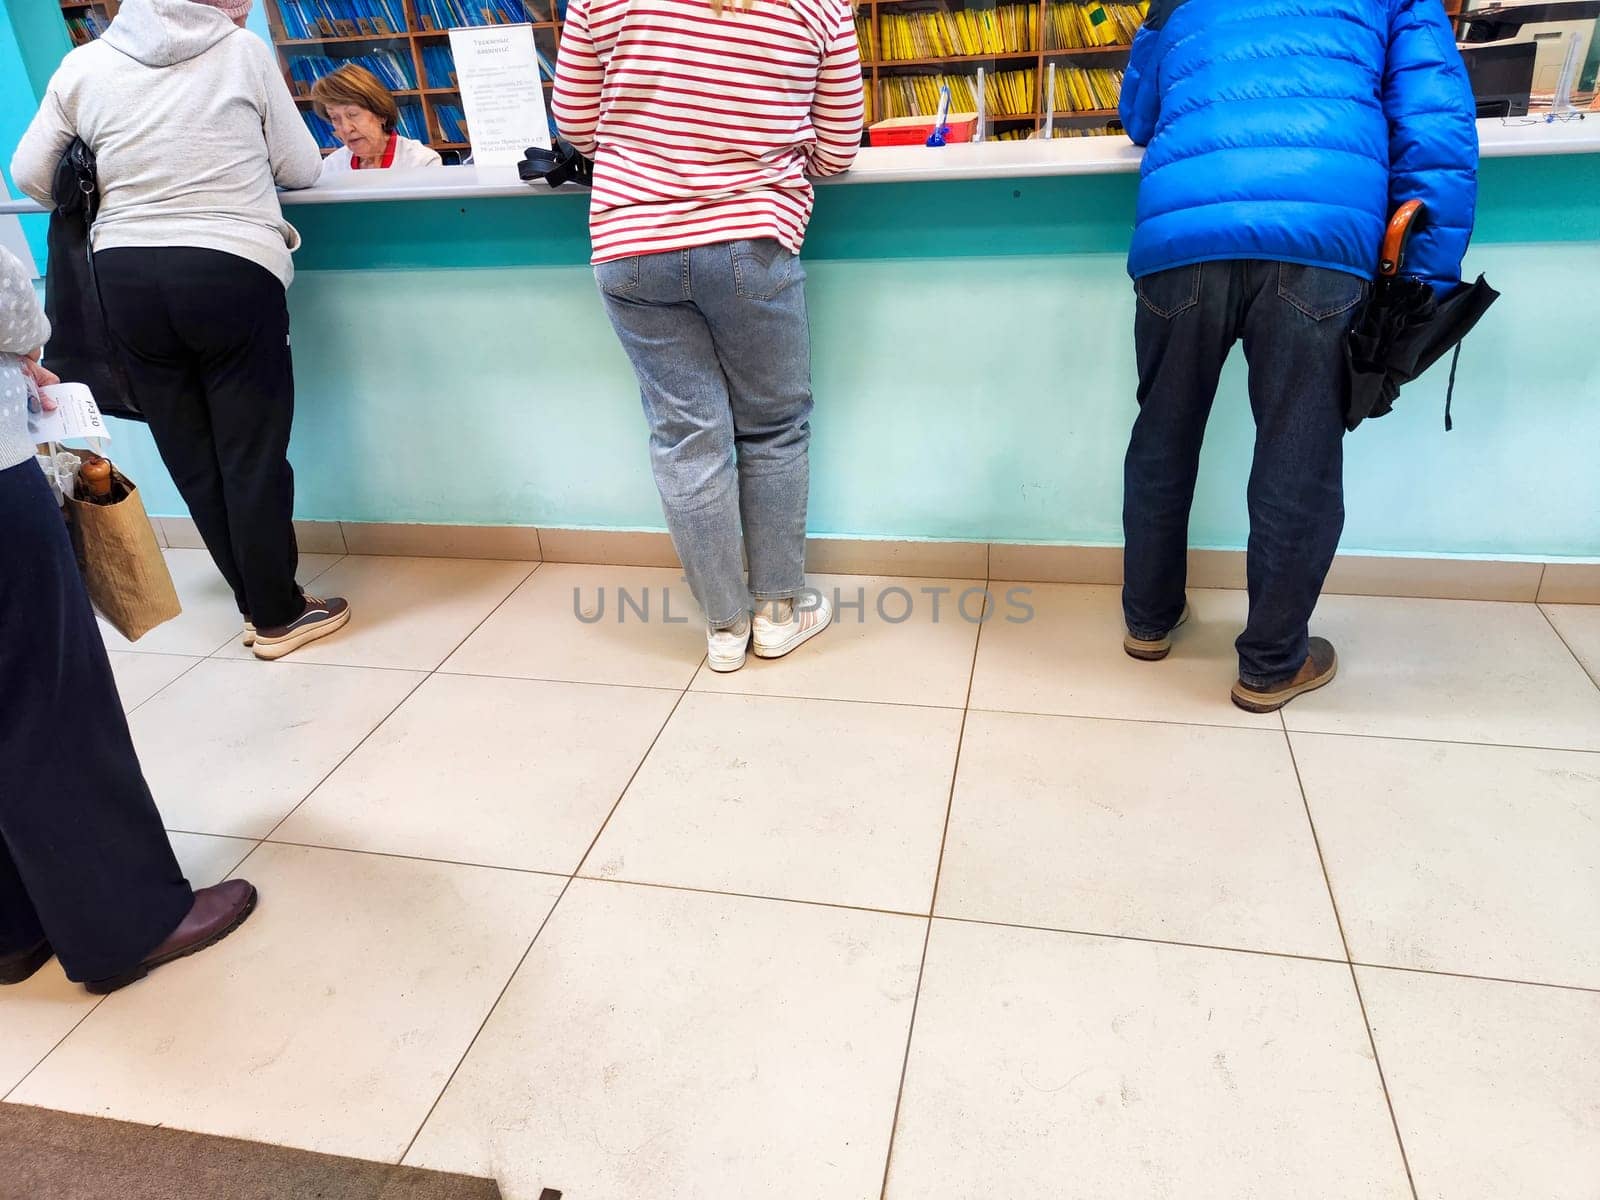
[
  {"xmin": 1270, "ymin": 723, "xmax": 1600, "ymax": 758},
  {"xmin": 1536, "ymin": 601, "xmax": 1600, "ymax": 693},
  {"xmin": 395, "ymin": 871, "xmax": 579, "ymax": 1167},
  {"xmin": 1282, "ymin": 730, "xmax": 1419, "ymax": 1200},
  {"xmin": 209, "ymin": 657, "xmax": 430, "ymax": 675},
  {"xmin": 152, "ymin": 832, "xmax": 1600, "ymax": 995},
  {"xmin": 1349, "ymin": 958, "xmax": 1600, "ymax": 997},
  {"xmin": 932, "ymin": 913, "xmax": 1349, "ymax": 969},
  {"xmin": 1342, "ymin": 960, "xmax": 1419, "ymax": 1199},
  {"xmin": 166, "ymin": 830, "xmax": 571, "ymax": 883},
  {"xmin": 634, "ymin": 678, "xmax": 969, "ymax": 712},
  {"xmin": 1, "ymin": 994, "xmax": 112, "ymax": 1104},
  {"xmin": 300, "ymin": 553, "xmax": 347, "ymax": 588},
  {"xmin": 252, "ymin": 561, "xmax": 546, "ymax": 845},
  {"xmin": 253, "ymin": 675, "xmax": 431, "ymax": 846},
  {"xmin": 972, "ymin": 702, "xmax": 1597, "ymax": 753},
  {"xmin": 121, "ymin": 653, "xmax": 209, "ymax": 718},
  {"xmin": 568, "ymin": 873, "xmax": 931, "ymax": 921},
  {"xmin": 429, "ymin": 559, "xmax": 543, "ymax": 675},
  {"xmin": 569, "ymin": 656, "xmax": 704, "ymax": 882},
  {"xmin": 429, "ymin": 669, "xmax": 687, "ymax": 696},
  {"xmin": 398, "ymin": 675, "xmax": 699, "ymax": 1165},
  {"xmin": 875, "ymin": 575, "xmax": 986, "ymax": 1200},
  {"xmin": 1535, "ymin": 562, "xmax": 1548, "ymax": 606}
]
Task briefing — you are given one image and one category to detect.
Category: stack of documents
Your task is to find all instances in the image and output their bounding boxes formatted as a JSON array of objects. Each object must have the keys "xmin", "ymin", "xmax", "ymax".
[
  {"xmin": 1045, "ymin": 1, "xmax": 1146, "ymax": 49},
  {"xmin": 879, "ymin": 69, "xmax": 1036, "ymax": 118},
  {"xmin": 878, "ymin": 6, "xmax": 1037, "ymax": 60},
  {"xmin": 1051, "ymin": 65, "xmax": 1125, "ymax": 111}
]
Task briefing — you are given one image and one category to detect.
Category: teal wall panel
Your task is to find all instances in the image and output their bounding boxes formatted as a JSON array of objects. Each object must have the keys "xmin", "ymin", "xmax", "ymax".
[
  {"xmin": 7, "ymin": 0, "xmax": 1596, "ymax": 559},
  {"xmin": 102, "ymin": 237, "xmax": 1600, "ymax": 559},
  {"xmin": 0, "ymin": 0, "xmax": 62, "ymax": 262}
]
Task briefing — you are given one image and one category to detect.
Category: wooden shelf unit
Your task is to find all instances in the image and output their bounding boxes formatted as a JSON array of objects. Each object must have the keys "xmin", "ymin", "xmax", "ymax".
[
  {"xmin": 260, "ymin": 0, "xmax": 561, "ymax": 153},
  {"xmin": 258, "ymin": 0, "xmax": 1134, "ymax": 151},
  {"xmin": 860, "ymin": 0, "xmax": 1135, "ymax": 136},
  {"xmin": 58, "ymin": 0, "xmax": 119, "ymax": 46}
]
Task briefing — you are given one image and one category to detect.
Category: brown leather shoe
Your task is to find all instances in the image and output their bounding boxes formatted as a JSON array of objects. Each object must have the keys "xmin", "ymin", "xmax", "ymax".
[
  {"xmin": 1124, "ymin": 603, "xmax": 1191, "ymax": 662},
  {"xmin": 0, "ymin": 939, "xmax": 53, "ymax": 986},
  {"xmin": 85, "ymin": 880, "xmax": 258, "ymax": 995},
  {"xmin": 1231, "ymin": 637, "xmax": 1338, "ymax": 713}
]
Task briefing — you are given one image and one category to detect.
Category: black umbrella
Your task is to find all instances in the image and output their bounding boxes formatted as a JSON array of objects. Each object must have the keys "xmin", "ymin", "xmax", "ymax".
[{"xmin": 1345, "ymin": 200, "xmax": 1500, "ymax": 432}]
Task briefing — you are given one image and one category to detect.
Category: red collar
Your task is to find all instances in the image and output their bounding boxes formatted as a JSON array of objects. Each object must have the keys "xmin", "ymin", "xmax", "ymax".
[{"xmin": 351, "ymin": 134, "xmax": 399, "ymax": 170}]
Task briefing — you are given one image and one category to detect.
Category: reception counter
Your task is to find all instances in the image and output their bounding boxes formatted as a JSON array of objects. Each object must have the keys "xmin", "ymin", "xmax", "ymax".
[{"xmin": 7, "ymin": 121, "xmax": 1600, "ymax": 564}]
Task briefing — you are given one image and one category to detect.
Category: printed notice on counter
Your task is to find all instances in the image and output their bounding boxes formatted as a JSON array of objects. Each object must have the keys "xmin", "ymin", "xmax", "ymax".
[{"xmin": 449, "ymin": 24, "xmax": 551, "ymax": 167}]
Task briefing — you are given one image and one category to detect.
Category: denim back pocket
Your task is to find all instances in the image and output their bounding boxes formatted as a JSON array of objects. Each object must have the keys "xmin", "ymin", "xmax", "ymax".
[
  {"xmin": 594, "ymin": 255, "xmax": 642, "ymax": 297},
  {"xmin": 731, "ymin": 239, "xmax": 797, "ymax": 301},
  {"xmin": 1277, "ymin": 264, "xmax": 1368, "ymax": 321},
  {"xmin": 1135, "ymin": 264, "xmax": 1202, "ymax": 319}
]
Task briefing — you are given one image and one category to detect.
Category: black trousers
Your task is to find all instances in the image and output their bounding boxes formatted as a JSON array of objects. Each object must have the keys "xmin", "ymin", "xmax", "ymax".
[
  {"xmin": 96, "ymin": 247, "xmax": 303, "ymax": 629},
  {"xmin": 0, "ymin": 459, "xmax": 193, "ymax": 982}
]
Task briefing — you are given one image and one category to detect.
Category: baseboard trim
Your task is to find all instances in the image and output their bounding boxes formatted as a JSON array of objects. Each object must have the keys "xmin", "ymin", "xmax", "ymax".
[{"xmin": 151, "ymin": 519, "xmax": 1600, "ymax": 604}]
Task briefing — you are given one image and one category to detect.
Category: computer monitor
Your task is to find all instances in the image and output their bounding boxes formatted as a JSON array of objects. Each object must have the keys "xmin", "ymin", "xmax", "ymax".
[{"xmin": 1461, "ymin": 41, "xmax": 1538, "ymax": 117}]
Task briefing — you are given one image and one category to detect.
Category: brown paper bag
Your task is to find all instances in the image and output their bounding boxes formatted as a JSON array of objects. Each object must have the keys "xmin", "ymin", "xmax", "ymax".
[{"xmin": 62, "ymin": 450, "xmax": 182, "ymax": 642}]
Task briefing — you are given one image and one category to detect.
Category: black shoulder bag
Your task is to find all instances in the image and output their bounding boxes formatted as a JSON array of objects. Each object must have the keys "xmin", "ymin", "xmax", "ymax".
[{"xmin": 43, "ymin": 137, "xmax": 142, "ymax": 421}]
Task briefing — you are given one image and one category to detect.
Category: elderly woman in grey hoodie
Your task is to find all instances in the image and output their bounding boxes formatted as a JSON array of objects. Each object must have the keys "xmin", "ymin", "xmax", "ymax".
[
  {"xmin": 11, "ymin": 0, "xmax": 350, "ymax": 661},
  {"xmin": 0, "ymin": 244, "xmax": 257, "ymax": 994}
]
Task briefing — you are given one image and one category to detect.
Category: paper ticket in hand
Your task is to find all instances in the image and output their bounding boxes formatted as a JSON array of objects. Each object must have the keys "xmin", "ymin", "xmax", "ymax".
[{"xmin": 27, "ymin": 382, "xmax": 110, "ymax": 445}]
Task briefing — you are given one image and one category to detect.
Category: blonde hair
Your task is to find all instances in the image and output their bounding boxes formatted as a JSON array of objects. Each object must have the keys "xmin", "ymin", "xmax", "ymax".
[{"xmin": 310, "ymin": 65, "xmax": 400, "ymax": 134}]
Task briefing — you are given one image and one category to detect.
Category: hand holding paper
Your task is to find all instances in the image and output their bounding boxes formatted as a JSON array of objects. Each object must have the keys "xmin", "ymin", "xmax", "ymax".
[
  {"xmin": 27, "ymin": 382, "xmax": 109, "ymax": 446},
  {"xmin": 23, "ymin": 354, "xmax": 60, "ymax": 408}
]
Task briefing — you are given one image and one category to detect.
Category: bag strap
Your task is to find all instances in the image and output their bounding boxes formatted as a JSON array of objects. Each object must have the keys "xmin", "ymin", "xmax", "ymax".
[{"xmin": 1444, "ymin": 340, "xmax": 1463, "ymax": 432}]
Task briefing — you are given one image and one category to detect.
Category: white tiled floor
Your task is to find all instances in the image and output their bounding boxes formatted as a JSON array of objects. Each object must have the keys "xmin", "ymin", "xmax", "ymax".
[
  {"xmin": 106, "ymin": 650, "xmax": 199, "ymax": 711},
  {"xmin": 6, "ymin": 552, "xmax": 1598, "ymax": 1199},
  {"xmin": 884, "ymin": 921, "xmax": 1411, "ymax": 1200},
  {"xmin": 936, "ymin": 711, "xmax": 1345, "ymax": 957},
  {"xmin": 406, "ymin": 880, "xmax": 923, "ymax": 1199},
  {"xmin": 1359, "ymin": 967, "xmax": 1600, "ymax": 1200}
]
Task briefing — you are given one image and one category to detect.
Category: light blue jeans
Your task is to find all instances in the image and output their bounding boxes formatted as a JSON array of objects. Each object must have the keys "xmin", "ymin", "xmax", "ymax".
[{"xmin": 596, "ymin": 239, "xmax": 813, "ymax": 626}]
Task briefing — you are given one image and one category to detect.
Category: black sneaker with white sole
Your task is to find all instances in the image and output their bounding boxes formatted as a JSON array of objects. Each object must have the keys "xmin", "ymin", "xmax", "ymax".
[{"xmin": 252, "ymin": 595, "xmax": 351, "ymax": 661}]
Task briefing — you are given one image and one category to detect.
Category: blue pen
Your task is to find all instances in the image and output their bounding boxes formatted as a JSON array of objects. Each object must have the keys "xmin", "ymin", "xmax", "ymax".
[{"xmin": 926, "ymin": 85, "xmax": 952, "ymax": 147}]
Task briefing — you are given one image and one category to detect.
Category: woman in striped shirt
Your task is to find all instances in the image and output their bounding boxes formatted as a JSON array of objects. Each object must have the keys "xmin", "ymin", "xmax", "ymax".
[{"xmin": 553, "ymin": 0, "xmax": 863, "ymax": 672}]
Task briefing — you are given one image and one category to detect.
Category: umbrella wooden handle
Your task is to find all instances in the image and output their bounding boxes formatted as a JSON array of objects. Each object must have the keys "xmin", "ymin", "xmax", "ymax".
[{"xmin": 1380, "ymin": 200, "xmax": 1425, "ymax": 278}]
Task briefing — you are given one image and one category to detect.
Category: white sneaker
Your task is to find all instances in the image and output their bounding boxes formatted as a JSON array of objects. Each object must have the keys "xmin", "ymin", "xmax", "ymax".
[
  {"xmin": 707, "ymin": 614, "xmax": 751, "ymax": 673},
  {"xmin": 752, "ymin": 592, "xmax": 831, "ymax": 659}
]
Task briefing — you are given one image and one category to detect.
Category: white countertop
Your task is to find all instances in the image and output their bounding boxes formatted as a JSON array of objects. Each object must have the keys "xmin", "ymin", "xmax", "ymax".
[{"xmin": 2, "ymin": 116, "xmax": 1595, "ymax": 215}]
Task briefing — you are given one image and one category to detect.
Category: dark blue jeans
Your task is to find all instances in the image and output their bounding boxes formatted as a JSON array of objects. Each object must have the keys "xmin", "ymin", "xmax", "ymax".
[
  {"xmin": 0, "ymin": 458, "xmax": 193, "ymax": 981},
  {"xmin": 1122, "ymin": 260, "xmax": 1366, "ymax": 688}
]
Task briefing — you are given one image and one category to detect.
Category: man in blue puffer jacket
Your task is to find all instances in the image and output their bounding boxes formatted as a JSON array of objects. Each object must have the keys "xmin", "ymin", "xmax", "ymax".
[{"xmin": 1117, "ymin": 0, "xmax": 1478, "ymax": 713}]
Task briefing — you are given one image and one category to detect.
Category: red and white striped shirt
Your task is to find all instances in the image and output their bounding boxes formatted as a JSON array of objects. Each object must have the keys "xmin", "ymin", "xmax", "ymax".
[{"xmin": 551, "ymin": 0, "xmax": 864, "ymax": 263}]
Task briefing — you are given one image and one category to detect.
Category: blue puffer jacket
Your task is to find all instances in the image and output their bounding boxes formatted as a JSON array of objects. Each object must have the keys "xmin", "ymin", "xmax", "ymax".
[{"xmin": 1120, "ymin": 0, "xmax": 1479, "ymax": 290}]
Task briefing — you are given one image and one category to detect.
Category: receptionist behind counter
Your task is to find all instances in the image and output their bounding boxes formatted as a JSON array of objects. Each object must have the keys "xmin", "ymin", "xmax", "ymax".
[{"xmin": 312, "ymin": 64, "xmax": 443, "ymax": 176}]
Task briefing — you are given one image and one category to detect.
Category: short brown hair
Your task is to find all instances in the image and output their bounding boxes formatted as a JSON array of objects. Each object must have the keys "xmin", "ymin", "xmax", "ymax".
[{"xmin": 310, "ymin": 65, "xmax": 400, "ymax": 134}]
